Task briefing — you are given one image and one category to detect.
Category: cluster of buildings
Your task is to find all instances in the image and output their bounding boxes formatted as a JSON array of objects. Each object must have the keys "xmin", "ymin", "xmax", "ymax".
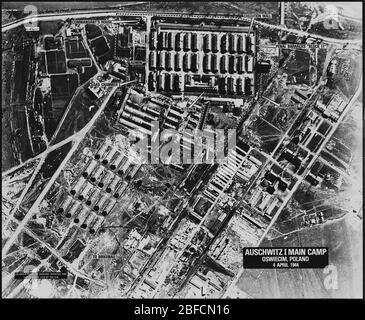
[
  {"xmin": 248, "ymin": 169, "xmax": 287, "ymax": 219},
  {"xmin": 63, "ymin": 27, "xmax": 92, "ymax": 74},
  {"xmin": 85, "ymin": 24, "xmax": 110, "ymax": 60},
  {"xmin": 65, "ymin": 23, "xmax": 83, "ymax": 38},
  {"xmin": 117, "ymin": 89, "xmax": 162, "ymax": 136},
  {"xmin": 106, "ymin": 60, "xmax": 129, "ymax": 81},
  {"xmin": 180, "ymin": 269, "xmax": 226, "ymax": 298},
  {"xmin": 277, "ymin": 144, "xmax": 308, "ymax": 174},
  {"xmin": 201, "ymin": 143, "xmax": 254, "ymax": 205},
  {"xmin": 116, "ymin": 89, "xmax": 209, "ymax": 168},
  {"xmin": 290, "ymin": 88, "xmax": 310, "ymax": 105},
  {"xmin": 302, "ymin": 211, "xmax": 325, "ymax": 227},
  {"xmin": 88, "ymin": 75, "xmax": 114, "ymax": 99},
  {"xmin": 315, "ymin": 94, "xmax": 346, "ymax": 122},
  {"xmin": 131, "ymin": 218, "xmax": 198, "ymax": 298},
  {"xmin": 306, "ymin": 159, "xmax": 343, "ymax": 190},
  {"xmin": 58, "ymin": 138, "xmax": 140, "ymax": 235},
  {"xmin": 147, "ymin": 24, "xmax": 256, "ymax": 97},
  {"xmin": 292, "ymin": 108, "xmax": 331, "ymax": 155},
  {"xmin": 163, "ymin": 98, "xmax": 205, "ymax": 131},
  {"xmin": 23, "ymin": 14, "xmax": 276, "ymax": 297},
  {"xmin": 67, "ymin": 58, "xmax": 92, "ymax": 73},
  {"xmin": 120, "ymin": 229, "xmax": 160, "ymax": 282},
  {"xmin": 117, "ymin": 89, "xmax": 206, "ymax": 134},
  {"xmin": 208, "ymin": 213, "xmax": 262, "ymax": 274}
]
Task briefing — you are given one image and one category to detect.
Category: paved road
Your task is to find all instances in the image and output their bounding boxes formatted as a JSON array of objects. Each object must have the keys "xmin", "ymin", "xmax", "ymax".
[
  {"xmin": 2, "ymin": 9, "xmax": 267, "ymax": 32},
  {"xmin": 3, "ymin": 79, "xmax": 137, "ymax": 292},
  {"xmin": 2, "ymin": 80, "xmax": 136, "ymax": 179},
  {"xmin": 255, "ymin": 19, "xmax": 362, "ymax": 46},
  {"xmin": 2, "ymin": 130, "xmax": 81, "ymax": 178},
  {"xmin": 1, "ymin": 9, "xmax": 362, "ymax": 47},
  {"xmin": 2, "ymin": 86, "xmax": 118, "ymax": 257},
  {"xmin": 81, "ymin": 29, "xmax": 101, "ymax": 73},
  {"xmin": 223, "ymin": 75, "xmax": 362, "ymax": 298},
  {"xmin": 151, "ymin": 149, "xmax": 252, "ymax": 297}
]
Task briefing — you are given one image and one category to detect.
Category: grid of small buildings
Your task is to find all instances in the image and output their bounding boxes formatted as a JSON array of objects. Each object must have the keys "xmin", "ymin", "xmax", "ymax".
[
  {"xmin": 117, "ymin": 89, "xmax": 163, "ymax": 136},
  {"xmin": 202, "ymin": 144, "xmax": 254, "ymax": 203},
  {"xmin": 292, "ymin": 108, "xmax": 333, "ymax": 156},
  {"xmin": 247, "ymin": 170, "xmax": 285, "ymax": 219},
  {"xmin": 117, "ymin": 89, "xmax": 206, "ymax": 137},
  {"xmin": 190, "ymin": 142, "xmax": 262, "ymax": 222},
  {"xmin": 146, "ymin": 23, "xmax": 256, "ymax": 97},
  {"xmin": 58, "ymin": 139, "xmax": 139, "ymax": 235}
]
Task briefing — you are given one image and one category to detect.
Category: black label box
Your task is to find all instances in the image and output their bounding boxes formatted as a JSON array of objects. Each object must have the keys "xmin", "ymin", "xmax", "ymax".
[{"xmin": 243, "ymin": 247, "xmax": 329, "ymax": 269}]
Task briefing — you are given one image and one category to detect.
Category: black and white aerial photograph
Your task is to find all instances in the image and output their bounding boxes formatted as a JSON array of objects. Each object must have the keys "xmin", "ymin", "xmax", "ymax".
[{"xmin": 1, "ymin": 1, "xmax": 362, "ymax": 303}]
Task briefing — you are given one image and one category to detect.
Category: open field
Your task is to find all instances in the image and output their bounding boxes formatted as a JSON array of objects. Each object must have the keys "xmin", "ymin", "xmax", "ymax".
[{"xmin": 237, "ymin": 214, "xmax": 362, "ymax": 298}]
